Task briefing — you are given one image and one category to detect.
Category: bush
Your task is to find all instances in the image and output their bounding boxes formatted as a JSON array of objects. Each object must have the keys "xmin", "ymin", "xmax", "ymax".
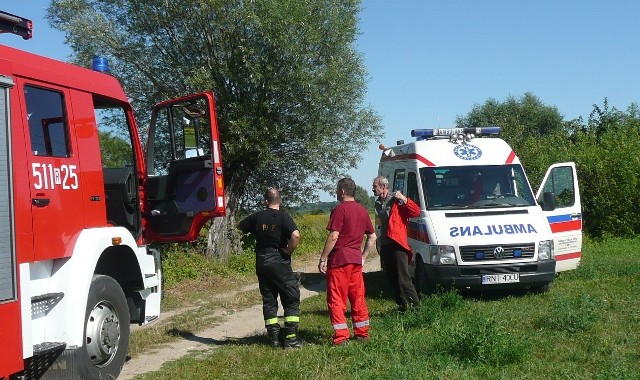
[{"xmin": 295, "ymin": 213, "xmax": 330, "ymax": 255}]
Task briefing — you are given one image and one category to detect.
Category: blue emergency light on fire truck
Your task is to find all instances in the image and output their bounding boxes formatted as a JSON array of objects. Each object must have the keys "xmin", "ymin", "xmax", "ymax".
[
  {"xmin": 377, "ymin": 126, "xmax": 582, "ymax": 294},
  {"xmin": 1, "ymin": 10, "xmax": 225, "ymax": 380}
]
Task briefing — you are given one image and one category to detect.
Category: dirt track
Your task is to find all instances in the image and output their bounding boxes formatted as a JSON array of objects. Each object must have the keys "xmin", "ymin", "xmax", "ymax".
[{"xmin": 119, "ymin": 256, "xmax": 381, "ymax": 379}]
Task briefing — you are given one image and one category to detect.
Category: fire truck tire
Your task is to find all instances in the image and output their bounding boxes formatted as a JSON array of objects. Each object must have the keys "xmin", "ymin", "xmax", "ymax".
[{"xmin": 78, "ymin": 275, "xmax": 130, "ymax": 379}]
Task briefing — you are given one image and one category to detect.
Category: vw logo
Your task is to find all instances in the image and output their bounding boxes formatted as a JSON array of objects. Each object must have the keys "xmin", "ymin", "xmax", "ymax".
[{"xmin": 493, "ymin": 246, "xmax": 505, "ymax": 259}]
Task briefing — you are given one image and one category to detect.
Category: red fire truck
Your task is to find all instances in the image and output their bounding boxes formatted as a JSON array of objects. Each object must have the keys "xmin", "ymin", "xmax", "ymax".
[{"xmin": 0, "ymin": 11, "xmax": 226, "ymax": 379}]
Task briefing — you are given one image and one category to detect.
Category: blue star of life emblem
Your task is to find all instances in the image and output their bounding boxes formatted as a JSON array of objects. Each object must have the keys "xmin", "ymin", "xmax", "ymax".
[{"xmin": 454, "ymin": 144, "xmax": 482, "ymax": 160}]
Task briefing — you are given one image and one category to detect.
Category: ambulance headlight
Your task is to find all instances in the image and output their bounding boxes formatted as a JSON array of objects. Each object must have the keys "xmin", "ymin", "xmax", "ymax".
[
  {"xmin": 429, "ymin": 245, "xmax": 457, "ymax": 265},
  {"xmin": 538, "ymin": 240, "xmax": 554, "ymax": 261}
]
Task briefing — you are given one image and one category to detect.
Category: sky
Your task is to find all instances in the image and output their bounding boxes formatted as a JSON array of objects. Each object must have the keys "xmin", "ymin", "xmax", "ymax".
[{"xmin": 2, "ymin": 1, "xmax": 639, "ymax": 201}]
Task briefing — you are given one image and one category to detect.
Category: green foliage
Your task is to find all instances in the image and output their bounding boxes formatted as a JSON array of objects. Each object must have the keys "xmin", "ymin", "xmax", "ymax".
[
  {"xmin": 570, "ymin": 109, "xmax": 640, "ymax": 238},
  {"xmin": 458, "ymin": 93, "xmax": 640, "ymax": 239},
  {"xmin": 354, "ymin": 184, "xmax": 373, "ymax": 209},
  {"xmin": 295, "ymin": 213, "xmax": 330, "ymax": 255},
  {"xmin": 161, "ymin": 249, "xmax": 230, "ymax": 288},
  {"xmin": 227, "ymin": 250, "xmax": 256, "ymax": 274},
  {"xmin": 48, "ymin": 0, "xmax": 384, "ymax": 214},
  {"xmin": 98, "ymin": 131, "xmax": 132, "ymax": 168},
  {"xmin": 293, "ymin": 201, "xmax": 337, "ymax": 214}
]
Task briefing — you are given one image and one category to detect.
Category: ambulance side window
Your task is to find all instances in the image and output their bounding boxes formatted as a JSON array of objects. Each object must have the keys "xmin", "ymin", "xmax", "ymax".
[
  {"xmin": 392, "ymin": 169, "xmax": 405, "ymax": 193},
  {"xmin": 24, "ymin": 85, "xmax": 70, "ymax": 157},
  {"xmin": 406, "ymin": 171, "xmax": 421, "ymax": 207},
  {"xmin": 539, "ymin": 166, "xmax": 575, "ymax": 208}
]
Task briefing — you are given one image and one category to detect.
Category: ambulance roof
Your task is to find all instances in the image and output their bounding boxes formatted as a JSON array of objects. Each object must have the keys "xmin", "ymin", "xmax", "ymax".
[
  {"xmin": 380, "ymin": 127, "xmax": 521, "ymax": 167},
  {"xmin": 0, "ymin": 44, "xmax": 128, "ymax": 103}
]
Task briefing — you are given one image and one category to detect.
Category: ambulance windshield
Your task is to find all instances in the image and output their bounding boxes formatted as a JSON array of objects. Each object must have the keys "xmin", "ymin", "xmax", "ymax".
[{"xmin": 420, "ymin": 165, "xmax": 536, "ymax": 210}]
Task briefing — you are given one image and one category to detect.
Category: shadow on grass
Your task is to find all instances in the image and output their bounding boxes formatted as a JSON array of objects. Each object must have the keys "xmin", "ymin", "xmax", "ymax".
[
  {"xmin": 299, "ymin": 270, "xmax": 394, "ymax": 301},
  {"xmin": 298, "ymin": 272, "xmax": 326, "ymax": 292},
  {"xmin": 162, "ymin": 327, "xmax": 329, "ymax": 348},
  {"xmin": 164, "ymin": 327, "xmax": 271, "ymax": 347}
]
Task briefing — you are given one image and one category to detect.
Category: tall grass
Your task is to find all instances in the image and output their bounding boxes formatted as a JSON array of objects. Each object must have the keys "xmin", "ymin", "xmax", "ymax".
[
  {"xmin": 135, "ymin": 236, "xmax": 640, "ymax": 379},
  {"xmin": 160, "ymin": 213, "xmax": 332, "ymax": 288}
]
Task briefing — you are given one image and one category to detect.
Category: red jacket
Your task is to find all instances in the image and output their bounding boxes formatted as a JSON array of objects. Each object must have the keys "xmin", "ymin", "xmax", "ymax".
[{"xmin": 386, "ymin": 198, "xmax": 421, "ymax": 260}]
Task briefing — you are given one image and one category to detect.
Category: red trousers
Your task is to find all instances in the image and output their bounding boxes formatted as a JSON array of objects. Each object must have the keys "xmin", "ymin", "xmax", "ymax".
[{"xmin": 326, "ymin": 264, "xmax": 370, "ymax": 345}]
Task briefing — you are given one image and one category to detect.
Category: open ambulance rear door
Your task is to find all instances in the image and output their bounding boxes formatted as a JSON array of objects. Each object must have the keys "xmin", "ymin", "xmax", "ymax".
[{"xmin": 537, "ymin": 162, "xmax": 582, "ymax": 272}]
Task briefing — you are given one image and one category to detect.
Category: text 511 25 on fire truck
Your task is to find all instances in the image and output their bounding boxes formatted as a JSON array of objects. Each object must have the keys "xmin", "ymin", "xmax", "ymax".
[{"xmin": 0, "ymin": 11, "xmax": 225, "ymax": 380}]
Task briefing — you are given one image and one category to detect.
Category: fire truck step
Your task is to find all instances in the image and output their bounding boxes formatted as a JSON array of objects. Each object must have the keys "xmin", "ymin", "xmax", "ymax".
[
  {"xmin": 31, "ymin": 292, "xmax": 64, "ymax": 303},
  {"xmin": 33, "ymin": 341, "xmax": 67, "ymax": 356},
  {"xmin": 31, "ymin": 292, "xmax": 64, "ymax": 317},
  {"xmin": 21, "ymin": 342, "xmax": 68, "ymax": 380}
]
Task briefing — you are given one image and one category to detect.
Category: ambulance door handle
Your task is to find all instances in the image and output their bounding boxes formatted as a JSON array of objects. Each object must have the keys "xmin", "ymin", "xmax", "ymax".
[
  {"xmin": 32, "ymin": 198, "xmax": 51, "ymax": 207},
  {"xmin": 570, "ymin": 213, "xmax": 581, "ymax": 220}
]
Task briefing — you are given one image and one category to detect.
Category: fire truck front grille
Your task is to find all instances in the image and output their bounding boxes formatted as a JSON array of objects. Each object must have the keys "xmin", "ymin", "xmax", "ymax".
[{"xmin": 460, "ymin": 243, "xmax": 535, "ymax": 262}]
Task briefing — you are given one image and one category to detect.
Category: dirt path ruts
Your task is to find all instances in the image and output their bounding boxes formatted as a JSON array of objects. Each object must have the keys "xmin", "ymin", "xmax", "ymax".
[{"xmin": 118, "ymin": 256, "xmax": 381, "ymax": 380}]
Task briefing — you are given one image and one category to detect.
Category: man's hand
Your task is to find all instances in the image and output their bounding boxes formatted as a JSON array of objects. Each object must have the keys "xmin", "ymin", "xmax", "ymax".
[{"xmin": 318, "ymin": 259, "xmax": 327, "ymax": 274}]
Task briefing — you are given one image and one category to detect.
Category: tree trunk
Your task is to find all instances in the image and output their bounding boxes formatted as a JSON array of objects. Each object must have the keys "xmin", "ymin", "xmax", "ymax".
[{"xmin": 206, "ymin": 214, "xmax": 242, "ymax": 260}]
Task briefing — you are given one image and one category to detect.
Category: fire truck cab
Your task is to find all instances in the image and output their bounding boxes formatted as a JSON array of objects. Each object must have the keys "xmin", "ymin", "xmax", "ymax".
[
  {"xmin": 377, "ymin": 127, "xmax": 582, "ymax": 294},
  {"xmin": 0, "ymin": 11, "xmax": 225, "ymax": 379}
]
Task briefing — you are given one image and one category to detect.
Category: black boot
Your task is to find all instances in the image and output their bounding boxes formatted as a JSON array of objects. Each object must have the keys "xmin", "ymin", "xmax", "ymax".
[
  {"xmin": 282, "ymin": 322, "xmax": 303, "ymax": 349},
  {"xmin": 265, "ymin": 323, "xmax": 281, "ymax": 348}
]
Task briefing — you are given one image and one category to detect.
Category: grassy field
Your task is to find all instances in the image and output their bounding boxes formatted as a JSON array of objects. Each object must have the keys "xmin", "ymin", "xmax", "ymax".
[{"xmin": 132, "ymin": 236, "xmax": 640, "ymax": 380}]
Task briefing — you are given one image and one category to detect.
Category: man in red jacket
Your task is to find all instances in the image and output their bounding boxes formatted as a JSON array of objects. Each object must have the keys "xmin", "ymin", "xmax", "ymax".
[{"xmin": 373, "ymin": 176, "xmax": 421, "ymax": 312}]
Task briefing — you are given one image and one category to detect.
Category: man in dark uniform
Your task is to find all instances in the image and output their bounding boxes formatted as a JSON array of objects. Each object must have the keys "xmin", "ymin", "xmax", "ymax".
[{"xmin": 237, "ymin": 188, "xmax": 303, "ymax": 349}]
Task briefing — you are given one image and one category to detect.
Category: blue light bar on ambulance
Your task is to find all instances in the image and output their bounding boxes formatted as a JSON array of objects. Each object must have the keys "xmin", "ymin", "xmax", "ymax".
[
  {"xmin": 411, "ymin": 126, "xmax": 501, "ymax": 140},
  {"xmin": 91, "ymin": 56, "xmax": 110, "ymax": 73}
]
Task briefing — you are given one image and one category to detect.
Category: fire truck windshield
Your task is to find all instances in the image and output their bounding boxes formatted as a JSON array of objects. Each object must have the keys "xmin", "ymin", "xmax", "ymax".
[{"xmin": 420, "ymin": 164, "xmax": 536, "ymax": 210}]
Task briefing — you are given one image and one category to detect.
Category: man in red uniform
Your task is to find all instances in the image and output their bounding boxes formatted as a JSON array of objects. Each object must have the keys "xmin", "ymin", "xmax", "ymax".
[{"xmin": 318, "ymin": 178, "xmax": 377, "ymax": 345}]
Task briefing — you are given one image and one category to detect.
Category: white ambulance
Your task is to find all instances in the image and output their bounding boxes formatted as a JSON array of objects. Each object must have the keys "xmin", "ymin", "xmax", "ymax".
[{"xmin": 377, "ymin": 127, "xmax": 582, "ymax": 293}]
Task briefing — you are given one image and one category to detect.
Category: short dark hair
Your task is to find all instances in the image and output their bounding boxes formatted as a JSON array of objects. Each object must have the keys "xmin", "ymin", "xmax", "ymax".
[
  {"xmin": 264, "ymin": 187, "xmax": 282, "ymax": 205},
  {"xmin": 337, "ymin": 177, "xmax": 356, "ymax": 197}
]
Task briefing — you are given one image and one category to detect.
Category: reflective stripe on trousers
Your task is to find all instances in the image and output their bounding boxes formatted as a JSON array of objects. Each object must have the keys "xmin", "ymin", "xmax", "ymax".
[{"xmin": 326, "ymin": 263, "xmax": 370, "ymax": 344}]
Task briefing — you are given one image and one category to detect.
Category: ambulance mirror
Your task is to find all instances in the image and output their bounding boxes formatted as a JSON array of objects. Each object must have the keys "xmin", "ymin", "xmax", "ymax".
[{"xmin": 540, "ymin": 191, "xmax": 556, "ymax": 211}]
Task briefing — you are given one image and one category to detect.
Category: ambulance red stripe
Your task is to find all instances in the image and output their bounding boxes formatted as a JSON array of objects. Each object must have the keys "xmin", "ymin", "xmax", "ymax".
[
  {"xmin": 556, "ymin": 251, "xmax": 582, "ymax": 261},
  {"xmin": 549, "ymin": 220, "xmax": 582, "ymax": 233},
  {"xmin": 380, "ymin": 153, "xmax": 435, "ymax": 167}
]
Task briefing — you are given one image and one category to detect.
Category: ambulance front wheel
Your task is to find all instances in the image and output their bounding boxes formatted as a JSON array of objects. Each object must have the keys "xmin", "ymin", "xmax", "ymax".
[
  {"xmin": 413, "ymin": 256, "xmax": 436, "ymax": 296},
  {"xmin": 79, "ymin": 275, "xmax": 130, "ymax": 379}
]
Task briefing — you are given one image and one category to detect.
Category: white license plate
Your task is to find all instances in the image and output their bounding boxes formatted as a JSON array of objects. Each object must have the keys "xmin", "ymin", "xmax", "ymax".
[{"xmin": 481, "ymin": 273, "xmax": 520, "ymax": 285}]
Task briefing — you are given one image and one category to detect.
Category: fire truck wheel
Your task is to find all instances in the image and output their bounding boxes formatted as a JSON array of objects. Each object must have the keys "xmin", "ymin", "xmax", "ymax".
[{"xmin": 79, "ymin": 275, "xmax": 130, "ymax": 379}]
